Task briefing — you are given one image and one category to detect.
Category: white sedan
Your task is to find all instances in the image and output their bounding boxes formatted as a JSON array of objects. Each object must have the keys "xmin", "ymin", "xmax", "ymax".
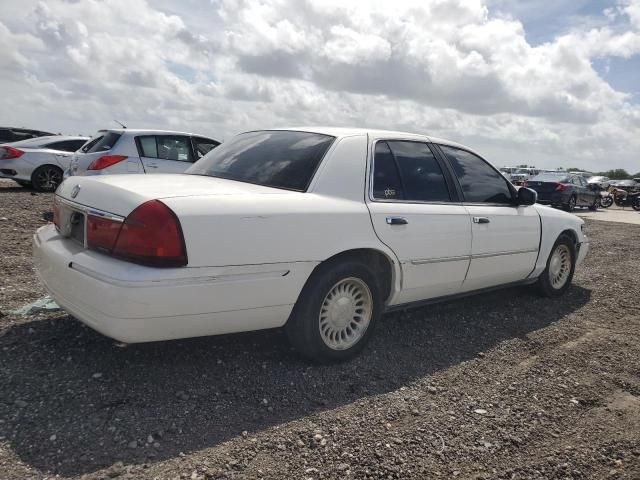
[
  {"xmin": 34, "ymin": 128, "xmax": 588, "ymax": 362},
  {"xmin": 0, "ymin": 136, "xmax": 89, "ymax": 191}
]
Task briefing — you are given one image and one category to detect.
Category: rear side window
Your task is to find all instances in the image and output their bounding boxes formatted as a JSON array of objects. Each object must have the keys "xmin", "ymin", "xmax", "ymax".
[
  {"xmin": 193, "ymin": 137, "xmax": 220, "ymax": 159},
  {"xmin": 440, "ymin": 145, "xmax": 512, "ymax": 204},
  {"xmin": 138, "ymin": 136, "xmax": 194, "ymax": 162},
  {"xmin": 187, "ymin": 130, "xmax": 334, "ymax": 191},
  {"xmin": 85, "ymin": 132, "xmax": 122, "ymax": 153},
  {"xmin": 372, "ymin": 141, "xmax": 450, "ymax": 202},
  {"xmin": 45, "ymin": 140, "xmax": 87, "ymax": 152},
  {"xmin": 373, "ymin": 141, "xmax": 404, "ymax": 199}
]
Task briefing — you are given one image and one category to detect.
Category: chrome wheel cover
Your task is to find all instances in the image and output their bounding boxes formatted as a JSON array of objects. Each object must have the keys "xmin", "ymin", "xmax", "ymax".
[
  {"xmin": 549, "ymin": 244, "xmax": 571, "ymax": 289},
  {"xmin": 319, "ymin": 277, "xmax": 373, "ymax": 351}
]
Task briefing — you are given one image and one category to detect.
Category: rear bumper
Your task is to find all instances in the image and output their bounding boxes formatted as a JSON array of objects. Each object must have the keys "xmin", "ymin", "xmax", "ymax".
[
  {"xmin": 535, "ymin": 192, "xmax": 568, "ymax": 205},
  {"xmin": 33, "ymin": 225, "xmax": 311, "ymax": 343}
]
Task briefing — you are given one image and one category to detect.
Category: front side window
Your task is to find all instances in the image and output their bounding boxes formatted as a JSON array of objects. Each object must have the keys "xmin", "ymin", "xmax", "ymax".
[
  {"xmin": 440, "ymin": 145, "xmax": 513, "ymax": 204},
  {"xmin": 186, "ymin": 130, "xmax": 334, "ymax": 191}
]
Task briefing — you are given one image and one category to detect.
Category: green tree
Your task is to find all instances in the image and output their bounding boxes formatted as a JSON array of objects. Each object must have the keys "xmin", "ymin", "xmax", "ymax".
[{"xmin": 594, "ymin": 169, "xmax": 631, "ymax": 179}]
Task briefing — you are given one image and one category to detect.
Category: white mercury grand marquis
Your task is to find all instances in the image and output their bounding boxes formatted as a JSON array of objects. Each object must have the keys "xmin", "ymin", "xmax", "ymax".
[{"xmin": 34, "ymin": 128, "xmax": 589, "ymax": 362}]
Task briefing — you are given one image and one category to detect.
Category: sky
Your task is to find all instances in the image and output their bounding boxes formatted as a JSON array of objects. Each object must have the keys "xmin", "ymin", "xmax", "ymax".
[{"xmin": 1, "ymin": 0, "xmax": 639, "ymax": 172}]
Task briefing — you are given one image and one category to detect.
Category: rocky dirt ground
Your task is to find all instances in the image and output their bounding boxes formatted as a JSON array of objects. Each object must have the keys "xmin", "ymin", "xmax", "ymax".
[{"xmin": 0, "ymin": 179, "xmax": 639, "ymax": 480}]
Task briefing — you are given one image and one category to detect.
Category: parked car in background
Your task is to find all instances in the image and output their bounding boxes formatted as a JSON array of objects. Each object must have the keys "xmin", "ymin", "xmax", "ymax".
[
  {"xmin": 527, "ymin": 172, "xmax": 600, "ymax": 211},
  {"xmin": 568, "ymin": 170, "xmax": 594, "ymax": 179},
  {"xmin": 0, "ymin": 127, "xmax": 56, "ymax": 143},
  {"xmin": 65, "ymin": 129, "xmax": 220, "ymax": 178},
  {"xmin": 499, "ymin": 166, "xmax": 519, "ymax": 181},
  {"xmin": 0, "ymin": 136, "xmax": 89, "ymax": 191},
  {"xmin": 35, "ymin": 128, "xmax": 588, "ymax": 362},
  {"xmin": 587, "ymin": 176, "xmax": 612, "ymax": 189},
  {"xmin": 510, "ymin": 167, "xmax": 541, "ymax": 185},
  {"xmin": 610, "ymin": 179, "xmax": 640, "ymax": 193}
]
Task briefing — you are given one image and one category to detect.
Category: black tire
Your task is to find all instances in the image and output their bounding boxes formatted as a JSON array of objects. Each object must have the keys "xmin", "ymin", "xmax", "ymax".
[
  {"xmin": 285, "ymin": 260, "xmax": 383, "ymax": 363},
  {"xmin": 633, "ymin": 197, "xmax": 640, "ymax": 212},
  {"xmin": 537, "ymin": 234, "xmax": 576, "ymax": 298},
  {"xmin": 31, "ymin": 165, "xmax": 63, "ymax": 192},
  {"xmin": 600, "ymin": 196, "xmax": 613, "ymax": 208},
  {"xmin": 565, "ymin": 195, "xmax": 577, "ymax": 212},
  {"xmin": 588, "ymin": 196, "xmax": 600, "ymax": 211}
]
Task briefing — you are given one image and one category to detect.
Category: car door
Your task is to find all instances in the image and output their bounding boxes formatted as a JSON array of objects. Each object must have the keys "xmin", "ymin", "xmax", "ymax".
[
  {"xmin": 436, "ymin": 145, "xmax": 541, "ymax": 292},
  {"xmin": 137, "ymin": 135, "xmax": 196, "ymax": 173},
  {"xmin": 366, "ymin": 140, "xmax": 472, "ymax": 305}
]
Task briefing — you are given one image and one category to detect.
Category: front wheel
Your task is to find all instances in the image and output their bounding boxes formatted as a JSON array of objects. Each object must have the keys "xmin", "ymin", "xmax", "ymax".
[
  {"xmin": 285, "ymin": 260, "xmax": 382, "ymax": 363},
  {"xmin": 537, "ymin": 235, "xmax": 576, "ymax": 297},
  {"xmin": 600, "ymin": 196, "xmax": 613, "ymax": 208},
  {"xmin": 31, "ymin": 165, "xmax": 63, "ymax": 192}
]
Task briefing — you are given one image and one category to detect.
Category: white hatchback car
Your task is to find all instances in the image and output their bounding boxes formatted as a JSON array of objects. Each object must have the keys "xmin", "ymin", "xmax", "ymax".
[
  {"xmin": 35, "ymin": 128, "xmax": 589, "ymax": 362},
  {"xmin": 65, "ymin": 129, "xmax": 220, "ymax": 178},
  {"xmin": 0, "ymin": 136, "xmax": 89, "ymax": 191}
]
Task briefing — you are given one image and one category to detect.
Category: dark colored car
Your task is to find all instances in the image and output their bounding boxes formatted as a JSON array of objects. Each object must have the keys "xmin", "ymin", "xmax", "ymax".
[
  {"xmin": 527, "ymin": 172, "xmax": 600, "ymax": 212},
  {"xmin": 0, "ymin": 127, "xmax": 56, "ymax": 143},
  {"xmin": 611, "ymin": 179, "xmax": 640, "ymax": 193}
]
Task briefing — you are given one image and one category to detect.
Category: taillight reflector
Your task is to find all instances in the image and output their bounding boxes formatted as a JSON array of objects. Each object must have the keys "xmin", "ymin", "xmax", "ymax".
[
  {"xmin": 113, "ymin": 200, "xmax": 187, "ymax": 267},
  {"xmin": 87, "ymin": 155, "xmax": 128, "ymax": 170},
  {"xmin": 1, "ymin": 146, "xmax": 24, "ymax": 160},
  {"xmin": 87, "ymin": 215, "xmax": 122, "ymax": 253}
]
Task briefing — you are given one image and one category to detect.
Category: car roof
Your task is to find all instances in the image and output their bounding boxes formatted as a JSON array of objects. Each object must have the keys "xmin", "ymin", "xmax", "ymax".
[
  {"xmin": 260, "ymin": 126, "xmax": 476, "ymax": 153},
  {"xmin": 6, "ymin": 135, "xmax": 89, "ymax": 147},
  {"xmin": 100, "ymin": 128, "xmax": 208, "ymax": 137}
]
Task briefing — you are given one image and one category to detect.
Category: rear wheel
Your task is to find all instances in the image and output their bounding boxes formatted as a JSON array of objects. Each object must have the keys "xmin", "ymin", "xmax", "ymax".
[
  {"xmin": 633, "ymin": 196, "xmax": 640, "ymax": 211},
  {"xmin": 600, "ymin": 195, "xmax": 613, "ymax": 208},
  {"xmin": 588, "ymin": 196, "xmax": 600, "ymax": 211},
  {"xmin": 537, "ymin": 234, "xmax": 576, "ymax": 297},
  {"xmin": 565, "ymin": 195, "xmax": 577, "ymax": 212},
  {"xmin": 31, "ymin": 165, "xmax": 63, "ymax": 192},
  {"xmin": 285, "ymin": 260, "xmax": 382, "ymax": 363}
]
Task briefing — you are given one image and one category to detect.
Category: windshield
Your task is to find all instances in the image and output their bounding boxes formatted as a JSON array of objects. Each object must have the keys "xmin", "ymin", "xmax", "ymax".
[
  {"xmin": 186, "ymin": 130, "xmax": 335, "ymax": 191},
  {"xmin": 530, "ymin": 173, "xmax": 569, "ymax": 182}
]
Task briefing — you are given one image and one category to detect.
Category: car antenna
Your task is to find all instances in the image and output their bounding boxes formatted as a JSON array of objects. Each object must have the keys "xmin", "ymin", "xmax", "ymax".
[{"xmin": 113, "ymin": 119, "xmax": 127, "ymax": 129}]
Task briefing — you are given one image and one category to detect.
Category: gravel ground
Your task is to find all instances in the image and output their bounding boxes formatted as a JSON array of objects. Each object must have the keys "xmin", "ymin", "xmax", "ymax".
[{"xmin": 0, "ymin": 179, "xmax": 639, "ymax": 480}]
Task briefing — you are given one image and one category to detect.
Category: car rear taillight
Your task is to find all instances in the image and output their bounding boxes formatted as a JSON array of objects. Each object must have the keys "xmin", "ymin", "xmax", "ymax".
[
  {"xmin": 554, "ymin": 183, "xmax": 568, "ymax": 191},
  {"xmin": 87, "ymin": 155, "xmax": 128, "ymax": 170},
  {"xmin": 87, "ymin": 215, "xmax": 122, "ymax": 253},
  {"xmin": 1, "ymin": 146, "xmax": 24, "ymax": 160},
  {"xmin": 112, "ymin": 200, "xmax": 187, "ymax": 267}
]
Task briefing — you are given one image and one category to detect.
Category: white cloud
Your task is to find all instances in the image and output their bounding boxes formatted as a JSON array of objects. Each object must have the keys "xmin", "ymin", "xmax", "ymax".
[{"xmin": 0, "ymin": 0, "xmax": 638, "ymax": 171}]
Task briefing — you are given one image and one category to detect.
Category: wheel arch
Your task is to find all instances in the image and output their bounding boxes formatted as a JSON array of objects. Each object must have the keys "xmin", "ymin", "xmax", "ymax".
[{"xmin": 310, "ymin": 247, "xmax": 400, "ymax": 304}]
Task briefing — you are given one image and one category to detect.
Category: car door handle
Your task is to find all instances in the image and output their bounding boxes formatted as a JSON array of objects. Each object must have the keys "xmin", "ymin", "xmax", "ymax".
[
  {"xmin": 146, "ymin": 164, "xmax": 158, "ymax": 168},
  {"xmin": 473, "ymin": 217, "xmax": 490, "ymax": 224},
  {"xmin": 386, "ymin": 216, "xmax": 408, "ymax": 225}
]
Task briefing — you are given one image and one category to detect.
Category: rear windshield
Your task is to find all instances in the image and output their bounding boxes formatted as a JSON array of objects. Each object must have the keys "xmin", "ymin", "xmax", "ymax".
[
  {"xmin": 530, "ymin": 173, "xmax": 569, "ymax": 182},
  {"xmin": 84, "ymin": 132, "xmax": 122, "ymax": 153},
  {"xmin": 186, "ymin": 130, "xmax": 335, "ymax": 191}
]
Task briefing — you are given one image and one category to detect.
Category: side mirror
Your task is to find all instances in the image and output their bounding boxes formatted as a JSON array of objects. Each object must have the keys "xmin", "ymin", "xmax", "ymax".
[{"xmin": 517, "ymin": 187, "xmax": 537, "ymax": 206}]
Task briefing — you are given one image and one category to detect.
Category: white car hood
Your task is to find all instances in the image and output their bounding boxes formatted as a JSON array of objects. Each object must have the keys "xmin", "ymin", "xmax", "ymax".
[{"xmin": 56, "ymin": 174, "xmax": 293, "ymax": 217}]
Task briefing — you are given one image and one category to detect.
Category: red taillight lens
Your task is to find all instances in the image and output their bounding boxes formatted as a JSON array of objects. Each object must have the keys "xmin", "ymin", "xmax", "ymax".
[
  {"xmin": 554, "ymin": 183, "xmax": 568, "ymax": 191},
  {"xmin": 112, "ymin": 200, "xmax": 187, "ymax": 267},
  {"xmin": 1, "ymin": 146, "xmax": 24, "ymax": 160},
  {"xmin": 87, "ymin": 215, "xmax": 122, "ymax": 253},
  {"xmin": 87, "ymin": 155, "xmax": 127, "ymax": 170}
]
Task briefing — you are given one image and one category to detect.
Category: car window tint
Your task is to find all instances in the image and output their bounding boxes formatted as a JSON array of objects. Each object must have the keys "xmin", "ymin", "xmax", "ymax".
[
  {"xmin": 373, "ymin": 141, "xmax": 404, "ymax": 200},
  {"xmin": 81, "ymin": 136, "xmax": 102, "ymax": 153},
  {"xmin": 45, "ymin": 140, "xmax": 86, "ymax": 152},
  {"xmin": 387, "ymin": 141, "xmax": 450, "ymax": 202},
  {"xmin": 440, "ymin": 145, "xmax": 512, "ymax": 204},
  {"xmin": 193, "ymin": 137, "xmax": 220, "ymax": 159},
  {"xmin": 138, "ymin": 136, "xmax": 158, "ymax": 158},
  {"xmin": 187, "ymin": 130, "xmax": 334, "ymax": 191},
  {"xmin": 85, "ymin": 132, "xmax": 122, "ymax": 153},
  {"xmin": 156, "ymin": 136, "xmax": 193, "ymax": 162}
]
